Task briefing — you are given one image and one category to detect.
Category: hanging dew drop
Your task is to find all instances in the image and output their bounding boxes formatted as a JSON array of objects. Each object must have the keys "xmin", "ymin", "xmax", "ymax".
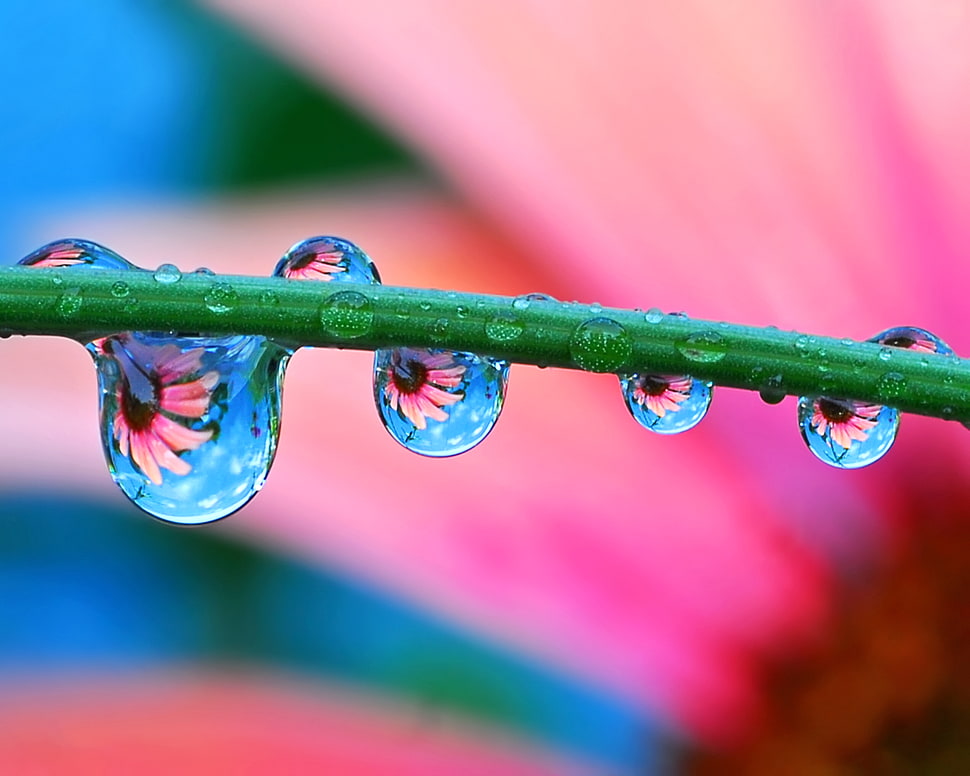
[
  {"xmin": 569, "ymin": 318, "xmax": 632, "ymax": 372},
  {"xmin": 153, "ymin": 263, "xmax": 182, "ymax": 284},
  {"xmin": 620, "ymin": 373, "xmax": 712, "ymax": 434},
  {"xmin": 798, "ymin": 397, "xmax": 898, "ymax": 468},
  {"xmin": 374, "ymin": 348, "xmax": 509, "ymax": 456},
  {"xmin": 90, "ymin": 332, "xmax": 291, "ymax": 524},
  {"xmin": 319, "ymin": 290, "xmax": 374, "ymax": 338},
  {"xmin": 676, "ymin": 330, "xmax": 727, "ymax": 363}
]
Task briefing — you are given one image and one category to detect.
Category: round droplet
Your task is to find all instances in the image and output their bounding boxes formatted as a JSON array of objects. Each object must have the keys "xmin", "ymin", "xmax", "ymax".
[
  {"xmin": 797, "ymin": 396, "xmax": 899, "ymax": 469},
  {"xmin": 373, "ymin": 348, "xmax": 509, "ymax": 457},
  {"xmin": 485, "ymin": 312, "xmax": 524, "ymax": 343},
  {"xmin": 589, "ymin": 303, "xmax": 603, "ymax": 314},
  {"xmin": 204, "ymin": 283, "xmax": 238, "ymax": 314},
  {"xmin": 56, "ymin": 288, "xmax": 83, "ymax": 317},
  {"xmin": 419, "ymin": 301, "xmax": 433, "ymax": 313},
  {"xmin": 455, "ymin": 304, "xmax": 471, "ymax": 319},
  {"xmin": 319, "ymin": 290, "xmax": 374, "ymax": 338},
  {"xmin": 877, "ymin": 371, "xmax": 907, "ymax": 400},
  {"xmin": 513, "ymin": 293, "xmax": 555, "ymax": 310},
  {"xmin": 878, "ymin": 347, "xmax": 893, "ymax": 362},
  {"xmin": 18, "ymin": 238, "xmax": 135, "ymax": 270},
  {"xmin": 676, "ymin": 330, "xmax": 727, "ymax": 363},
  {"xmin": 88, "ymin": 332, "xmax": 291, "ymax": 524},
  {"xmin": 153, "ymin": 263, "xmax": 182, "ymax": 284},
  {"xmin": 111, "ymin": 281, "xmax": 131, "ymax": 298},
  {"xmin": 759, "ymin": 374, "xmax": 786, "ymax": 405},
  {"xmin": 260, "ymin": 290, "xmax": 280, "ymax": 306},
  {"xmin": 431, "ymin": 317, "xmax": 450, "ymax": 338},
  {"xmin": 868, "ymin": 326, "xmax": 953, "ymax": 355},
  {"xmin": 644, "ymin": 308, "xmax": 664, "ymax": 324},
  {"xmin": 569, "ymin": 318, "xmax": 632, "ymax": 372},
  {"xmin": 274, "ymin": 236, "xmax": 380, "ymax": 284},
  {"xmin": 193, "ymin": 267, "xmax": 215, "ymax": 276},
  {"xmin": 620, "ymin": 373, "xmax": 712, "ymax": 434}
]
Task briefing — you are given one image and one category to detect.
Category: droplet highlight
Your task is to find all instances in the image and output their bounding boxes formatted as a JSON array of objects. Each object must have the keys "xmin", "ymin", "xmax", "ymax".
[
  {"xmin": 570, "ymin": 318, "xmax": 632, "ymax": 372},
  {"xmin": 374, "ymin": 348, "xmax": 509, "ymax": 456},
  {"xmin": 91, "ymin": 332, "xmax": 291, "ymax": 524},
  {"xmin": 798, "ymin": 397, "xmax": 898, "ymax": 469},
  {"xmin": 620, "ymin": 373, "xmax": 712, "ymax": 434}
]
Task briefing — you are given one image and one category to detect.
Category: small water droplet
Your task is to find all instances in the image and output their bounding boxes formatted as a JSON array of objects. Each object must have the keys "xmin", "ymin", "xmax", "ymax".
[
  {"xmin": 877, "ymin": 371, "xmax": 907, "ymax": 399},
  {"xmin": 419, "ymin": 301, "xmax": 433, "ymax": 313},
  {"xmin": 759, "ymin": 374, "xmax": 786, "ymax": 405},
  {"xmin": 798, "ymin": 396, "xmax": 898, "ymax": 469},
  {"xmin": 456, "ymin": 304, "xmax": 471, "ymax": 319},
  {"xmin": 274, "ymin": 236, "xmax": 380, "ymax": 283},
  {"xmin": 204, "ymin": 283, "xmax": 238, "ymax": 314},
  {"xmin": 373, "ymin": 348, "xmax": 509, "ymax": 456},
  {"xmin": 122, "ymin": 297, "xmax": 140, "ymax": 315},
  {"xmin": 878, "ymin": 347, "xmax": 893, "ymax": 362},
  {"xmin": 193, "ymin": 267, "xmax": 215, "ymax": 276},
  {"xmin": 431, "ymin": 317, "xmax": 450, "ymax": 338},
  {"xmin": 56, "ymin": 287, "xmax": 83, "ymax": 317},
  {"xmin": 620, "ymin": 373, "xmax": 712, "ymax": 434},
  {"xmin": 644, "ymin": 308, "xmax": 664, "ymax": 324},
  {"xmin": 569, "ymin": 318, "xmax": 632, "ymax": 372},
  {"xmin": 319, "ymin": 290, "xmax": 374, "ymax": 338},
  {"xmin": 111, "ymin": 281, "xmax": 131, "ymax": 298},
  {"xmin": 485, "ymin": 312, "xmax": 524, "ymax": 343},
  {"xmin": 793, "ymin": 335, "xmax": 810, "ymax": 351},
  {"xmin": 588, "ymin": 303, "xmax": 603, "ymax": 315},
  {"xmin": 868, "ymin": 325, "xmax": 953, "ymax": 355},
  {"xmin": 513, "ymin": 293, "xmax": 554, "ymax": 310},
  {"xmin": 840, "ymin": 337, "xmax": 854, "ymax": 347},
  {"xmin": 153, "ymin": 263, "xmax": 182, "ymax": 284},
  {"xmin": 676, "ymin": 330, "xmax": 727, "ymax": 363},
  {"xmin": 260, "ymin": 290, "xmax": 280, "ymax": 306},
  {"xmin": 90, "ymin": 333, "xmax": 290, "ymax": 524}
]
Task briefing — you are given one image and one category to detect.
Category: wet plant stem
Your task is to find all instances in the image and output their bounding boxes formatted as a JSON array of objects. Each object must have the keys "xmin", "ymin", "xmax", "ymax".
[{"xmin": 1, "ymin": 266, "xmax": 968, "ymax": 423}]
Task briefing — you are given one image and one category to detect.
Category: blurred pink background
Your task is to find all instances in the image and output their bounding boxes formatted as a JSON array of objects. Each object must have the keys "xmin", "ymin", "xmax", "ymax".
[{"xmin": 3, "ymin": 1, "xmax": 970, "ymax": 773}]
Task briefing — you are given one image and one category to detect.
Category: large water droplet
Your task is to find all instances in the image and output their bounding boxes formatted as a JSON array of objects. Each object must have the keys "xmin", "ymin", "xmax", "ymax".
[
  {"xmin": 319, "ymin": 290, "xmax": 374, "ymax": 338},
  {"xmin": 374, "ymin": 348, "xmax": 509, "ymax": 456},
  {"xmin": 485, "ymin": 311, "xmax": 524, "ymax": 343},
  {"xmin": 153, "ymin": 263, "xmax": 182, "ymax": 284},
  {"xmin": 676, "ymin": 330, "xmax": 727, "ymax": 363},
  {"xmin": 798, "ymin": 397, "xmax": 898, "ymax": 468},
  {"xmin": 570, "ymin": 317, "xmax": 632, "ymax": 372},
  {"xmin": 620, "ymin": 373, "xmax": 712, "ymax": 434},
  {"xmin": 274, "ymin": 236, "xmax": 380, "ymax": 284},
  {"xmin": 868, "ymin": 325, "xmax": 953, "ymax": 355},
  {"xmin": 18, "ymin": 238, "xmax": 135, "ymax": 270},
  {"xmin": 90, "ymin": 332, "xmax": 291, "ymax": 524}
]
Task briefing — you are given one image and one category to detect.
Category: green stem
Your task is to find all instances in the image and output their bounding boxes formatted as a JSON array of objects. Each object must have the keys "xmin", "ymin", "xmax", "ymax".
[{"xmin": 1, "ymin": 265, "xmax": 968, "ymax": 423}]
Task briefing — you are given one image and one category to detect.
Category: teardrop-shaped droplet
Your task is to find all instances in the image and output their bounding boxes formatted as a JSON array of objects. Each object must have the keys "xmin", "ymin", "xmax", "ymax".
[
  {"xmin": 797, "ymin": 396, "xmax": 898, "ymax": 468},
  {"xmin": 91, "ymin": 332, "xmax": 291, "ymax": 524},
  {"xmin": 273, "ymin": 236, "xmax": 381, "ymax": 284},
  {"xmin": 620, "ymin": 373, "xmax": 712, "ymax": 434},
  {"xmin": 868, "ymin": 325, "xmax": 953, "ymax": 355},
  {"xmin": 18, "ymin": 238, "xmax": 136, "ymax": 270},
  {"xmin": 373, "ymin": 347, "xmax": 509, "ymax": 456}
]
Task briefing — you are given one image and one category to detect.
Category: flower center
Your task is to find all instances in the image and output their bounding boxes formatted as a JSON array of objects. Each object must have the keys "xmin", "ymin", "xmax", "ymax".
[
  {"xmin": 817, "ymin": 397, "xmax": 854, "ymax": 423},
  {"xmin": 639, "ymin": 375, "xmax": 670, "ymax": 396},
  {"xmin": 882, "ymin": 335, "xmax": 915, "ymax": 349},
  {"xmin": 391, "ymin": 358, "xmax": 429, "ymax": 395},
  {"xmin": 108, "ymin": 339, "xmax": 160, "ymax": 431}
]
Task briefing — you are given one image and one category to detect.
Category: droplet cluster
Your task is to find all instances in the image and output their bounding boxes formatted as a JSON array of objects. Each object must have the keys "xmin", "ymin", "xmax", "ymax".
[{"xmin": 14, "ymin": 238, "xmax": 964, "ymax": 523}]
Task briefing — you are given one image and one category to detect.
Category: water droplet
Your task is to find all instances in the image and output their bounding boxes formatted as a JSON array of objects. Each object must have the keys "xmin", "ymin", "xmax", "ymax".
[
  {"xmin": 111, "ymin": 281, "xmax": 131, "ymax": 298},
  {"xmin": 644, "ymin": 308, "xmax": 664, "ymax": 324},
  {"xmin": 676, "ymin": 330, "xmax": 727, "ymax": 363},
  {"xmin": 193, "ymin": 267, "xmax": 215, "ymax": 276},
  {"xmin": 56, "ymin": 288, "xmax": 83, "ymax": 317},
  {"xmin": 153, "ymin": 263, "xmax": 182, "ymax": 284},
  {"xmin": 868, "ymin": 325, "xmax": 953, "ymax": 355},
  {"xmin": 620, "ymin": 373, "xmax": 712, "ymax": 434},
  {"xmin": 569, "ymin": 318, "xmax": 632, "ymax": 372},
  {"xmin": 419, "ymin": 301, "xmax": 433, "ymax": 313},
  {"xmin": 373, "ymin": 348, "xmax": 509, "ymax": 456},
  {"xmin": 89, "ymin": 332, "xmax": 291, "ymax": 524},
  {"xmin": 513, "ymin": 293, "xmax": 555, "ymax": 310},
  {"xmin": 589, "ymin": 303, "xmax": 603, "ymax": 315},
  {"xmin": 759, "ymin": 374, "xmax": 786, "ymax": 405},
  {"xmin": 431, "ymin": 317, "xmax": 450, "ymax": 338},
  {"xmin": 485, "ymin": 312, "xmax": 524, "ymax": 343},
  {"xmin": 793, "ymin": 334, "xmax": 810, "ymax": 351},
  {"xmin": 798, "ymin": 396, "xmax": 898, "ymax": 469},
  {"xmin": 204, "ymin": 283, "xmax": 238, "ymax": 314},
  {"xmin": 877, "ymin": 371, "xmax": 907, "ymax": 400},
  {"xmin": 878, "ymin": 347, "xmax": 893, "ymax": 362},
  {"xmin": 456, "ymin": 304, "xmax": 471, "ymax": 319},
  {"xmin": 274, "ymin": 236, "xmax": 380, "ymax": 283},
  {"xmin": 319, "ymin": 290, "xmax": 374, "ymax": 338},
  {"xmin": 18, "ymin": 238, "xmax": 135, "ymax": 270},
  {"xmin": 259, "ymin": 290, "xmax": 280, "ymax": 306}
]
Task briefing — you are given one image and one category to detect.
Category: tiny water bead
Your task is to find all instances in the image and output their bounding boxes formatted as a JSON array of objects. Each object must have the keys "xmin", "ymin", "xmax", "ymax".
[
  {"xmin": 798, "ymin": 397, "xmax": 899, "ymax": 469},
  {"xmin": 676, "ymin": 330, "xmax": 727, "ymax": 363},
  {"xmin": 570, "ymin": 317, "xmax": 632, "ymax": 372},
  {"xmin": 485, "ymin": 311, "xmax": 524, "ymax": 343},
  {"xmin": 319, "ymin": 290, "xmax": 374, "ymax": 338},
  {"xmin": 374, "ymin": 348, "xmax": 510, "ymax": 456},
  {"xmin": 90, "ymin": 331, "xmax": 291, "ymax": 524},
  {"xmin": 620, "ymin": 373, "xmax": 712, "ymax": 435},
  {"xmin": 153, "ymin": 263, "xmax": 182, "ymax": 284},
  {"xmin": 273, "ymin": 235, "xmax": 380, "ymax": 284},
  {"xmin": 56, "ymin": 288, "xmax": 83, "ymax": 318}
]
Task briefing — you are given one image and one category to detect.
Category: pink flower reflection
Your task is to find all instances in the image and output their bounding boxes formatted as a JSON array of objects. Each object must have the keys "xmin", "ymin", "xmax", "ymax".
[
  {"xmin": 629, "ymin": 375, "xmax": 693, "ymax": 418},
  {"xmin": 106, "ymin": 337, "xmax": 217, "ymax": 485},
  {"xmin": 384, "ymin": 348, "xmax": 465, "ymax": 429},
  {"xmin": 809, "ymin": 399, "xmax": 883, "ymax": 450},
  {"xmin": 277, "ymin": 241, "xmax": 346, "ymax": 280}
]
